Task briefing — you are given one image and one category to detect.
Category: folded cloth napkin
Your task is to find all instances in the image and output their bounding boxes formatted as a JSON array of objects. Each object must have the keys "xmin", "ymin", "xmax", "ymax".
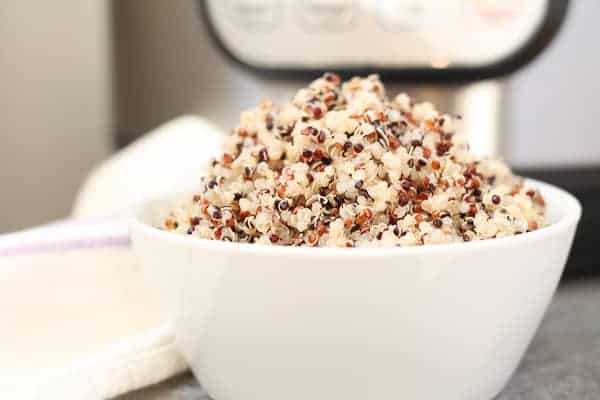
[{"xmin": 0, "ymin": 116, "xmax": 223, "ymax": 399}]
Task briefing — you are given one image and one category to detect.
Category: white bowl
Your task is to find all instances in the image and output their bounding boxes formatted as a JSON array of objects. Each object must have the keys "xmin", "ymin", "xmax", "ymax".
[{"xmin": 131, "ymin": 179, "xmax": 581, "ymax": 400}]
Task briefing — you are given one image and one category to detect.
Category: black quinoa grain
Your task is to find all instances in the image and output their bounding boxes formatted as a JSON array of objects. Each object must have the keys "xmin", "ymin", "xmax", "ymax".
[
  {"xmin": 258, "ymin": 148, "xmax": 269, "ymax": 162},
  {"xmin": 398, "ymin": 192, "xmax": 410, "ymax": 206},
  {"xmin": 359, "ymin": 188, "xmax": 372, "ymax": 199},
  {"xmin": 323, "ymin": 72, "xmax": 341, "ymax": 84},
  {"xmin": 302, "ymin": 126, "xmax": 316, "ymax": 136},
  {"xmin": 318, "ymin": 130, "xmax": 326, "ymax": 143},
  {"xmin": 265, "ymin": 115, "xmax": 274, "ymax": 130},
  {"xmin": 278, "ymin": 199, "xmax": 289, "ymax": 211},
  {"xmin": 436, "ymin": 142, "xmax": 451, "ymax": 156}
]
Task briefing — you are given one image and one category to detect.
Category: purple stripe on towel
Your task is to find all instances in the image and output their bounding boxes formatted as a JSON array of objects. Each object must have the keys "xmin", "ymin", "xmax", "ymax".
[
  {"xmin": 0, "ymin": 218, "xmax": 132, "ymax": 258},
  {"xmin": 0, "ymin": 235, "xmax": 131, "ymax": 258},
  {"xmin": 0, "ymin": 235, "xmax": 131, "ymax": 257},
  {"xmin": 45, "ymin": 216, "xmax": 128, "ymax": 227}
]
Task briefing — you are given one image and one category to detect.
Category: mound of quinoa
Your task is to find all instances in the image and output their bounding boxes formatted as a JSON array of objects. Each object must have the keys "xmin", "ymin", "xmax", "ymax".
[{"xmin": 163, "ymin": 73, "xmax": 545, "ymax": 247}]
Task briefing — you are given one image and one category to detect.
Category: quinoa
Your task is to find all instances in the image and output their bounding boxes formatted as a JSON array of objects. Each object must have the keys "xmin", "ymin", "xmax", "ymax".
[{"xmin": 163, "ymin": 73, "xmax": 546, "ymax": 247}]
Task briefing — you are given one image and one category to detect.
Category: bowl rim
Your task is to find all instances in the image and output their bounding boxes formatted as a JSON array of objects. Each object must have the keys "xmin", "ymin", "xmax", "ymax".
[{"xmin": 131, "ymin": 178, "xmax": 582, "ymax": 259}]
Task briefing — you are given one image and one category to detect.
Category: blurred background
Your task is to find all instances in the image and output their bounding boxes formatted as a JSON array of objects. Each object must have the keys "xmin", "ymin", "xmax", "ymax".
[{"xmin": 1, "ymin": 0, "xmax": 598, "ymax": 274}]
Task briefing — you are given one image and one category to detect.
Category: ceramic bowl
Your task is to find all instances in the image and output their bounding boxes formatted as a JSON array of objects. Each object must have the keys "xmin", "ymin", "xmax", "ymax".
[{"xmin": 131, "ymin": 179, "xmax": 581, "ymax": 400}]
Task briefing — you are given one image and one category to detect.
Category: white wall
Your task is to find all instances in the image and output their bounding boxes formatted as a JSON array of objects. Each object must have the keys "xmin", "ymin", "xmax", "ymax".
[{"xmin": 0, "ymin": 1, "xmax": 112, "ymax": 232}]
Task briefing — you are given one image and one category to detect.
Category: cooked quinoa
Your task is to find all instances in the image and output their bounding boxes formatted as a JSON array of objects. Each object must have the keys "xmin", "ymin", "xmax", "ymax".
[{"xmin": 163, "ymin": 73, "xmax": 546, "ymax": 247}]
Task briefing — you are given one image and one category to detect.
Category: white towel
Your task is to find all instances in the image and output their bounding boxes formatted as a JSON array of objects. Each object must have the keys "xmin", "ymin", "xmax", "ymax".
[{"xmin": 0, "ymin": 116, "xmax": 223, "ymax": 399}]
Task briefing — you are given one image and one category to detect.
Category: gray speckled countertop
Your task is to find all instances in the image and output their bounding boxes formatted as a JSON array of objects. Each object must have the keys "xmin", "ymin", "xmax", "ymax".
[{"xmin": 119, "ymin": 278, "xmax": 600, "ymax": 400}]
